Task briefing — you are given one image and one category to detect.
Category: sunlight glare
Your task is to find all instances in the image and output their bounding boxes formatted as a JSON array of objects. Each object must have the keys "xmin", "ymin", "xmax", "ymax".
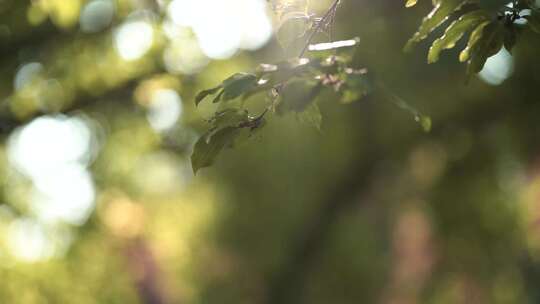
[
  {"xmin": 308, "ymin": 38, "xmax": 360, "ymax": 51},
  {"xmin": 14, "ymin": 62, "xmax": 43, "ymax": 91},
  {"xmin": 31, "ymin": 164, "xmax": 95, "ymax": 225},
  {"xmin": 167, "ymin": 0, "xmax": 272, "ymax": 59},
  {"xmin": 114, "ymin": 20, "xmax": 154, "ymax": 61},
  {"xmin": 7, "ymin": 116, "xmax": 96, "ymax": 225},
  {"xmin": 162, "ymin": 22, "xmax": 210, "ymax": 74},
  {"xmin": 8, "ymin": 116, "xmax": 91, "ymax": 177},
  {"xmin": 6, "ymin": 218, "xmax": 54, "ymax": 263},
  {"xmin": 147, "ymin": 89, "xmax": 183, "ymax": 132}
]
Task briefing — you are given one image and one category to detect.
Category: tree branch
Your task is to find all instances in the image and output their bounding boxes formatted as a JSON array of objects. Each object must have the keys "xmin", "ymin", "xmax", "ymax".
[{"xmin": 298, "ymin": 0, "xmax": 341, "ymax": 58}]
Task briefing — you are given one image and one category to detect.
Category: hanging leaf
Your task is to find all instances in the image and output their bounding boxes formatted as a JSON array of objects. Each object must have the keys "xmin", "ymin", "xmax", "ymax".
[
  {"xmin": 415, "ymin": 115, "xmax": 432, "ymax": 132},
  {"xmin": 428, "ymin": 10, "xmax": 489, "ymax": 63},
  {"xmin": 195, "ymin": 73, "xmax": 258, "ymax": 105},
  {"xmin": 406, "ymin": 0, "xmax": 419, "ymax": 8},
  {"xmin": 205, "ymin": 109, "xmax": 250, "ymax": 141},
  {"xmin": 221, "ymin": 73, "xmax": 259, "ymax": 101},
  {"xmin": 277, "ymin": 12, "xmax": 310, "ymax": 56},
  {"xmin": 191, "ymin": 127, "xmax": 242, "ymax": 174},
  {"xmin": 195, "ymin": 85, "xmax": 223, "ymax": 106},
  {"xmin": 405, "ymin": 0, "xmax": 468, "ymax": 52},
  {"xmin": 191, "ymin": 106, "xmax": 270, "ymax": 173},
  {"xmin": 212, "ymin": 90, "xmax": 225, "ymax": 104},
  {"xmin": 460, "ymin": 21, "xmax": 504, "ymax": 80},
  {"xmin": 459, "ymin": 20, "xmax": 490, "ymax": 63}
]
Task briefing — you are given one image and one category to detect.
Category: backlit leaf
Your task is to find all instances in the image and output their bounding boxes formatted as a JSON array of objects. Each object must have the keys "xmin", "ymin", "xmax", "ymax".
[
  {"xmin": 277, "ymin": 12, "xmax": 310, "ymax": 55},
  {"xmin": 221, "ymin": 73, "xmax": 259, "ymax": 101},
  {"xmin": 416, "ymin": 115, "xmax": 432, "ymax": 132},
  {"xmin": 191, "ymin": 127, "xmax": 241, "ymax": 174},
  {"xmin": 406, "ymin": 0, "xmax": 419, "ymax": 8},
  {"xmin": 405, "ymin": 0, "xmax": 468, "ymax": 52},
  {"xmin": 428, "ymin": 10, "xmax": 488, "ymax": 63},
  {"xmin": 205, "ymin": 109, "xmax": 249, "ymax": 141},
  {"xmin": 461, "ymin": 21, "xmax": 504, "ymax": 80},
  {"xmin": 195, "ymin": 85, "xmax": 222, "ymax": 106},
  {"xmin": 459, "ymin": 20, "xmax": 490, "ymax": 62},
  {"xmin": 212, "ymin": 90, "xmax": 225, "ymax": 104}
]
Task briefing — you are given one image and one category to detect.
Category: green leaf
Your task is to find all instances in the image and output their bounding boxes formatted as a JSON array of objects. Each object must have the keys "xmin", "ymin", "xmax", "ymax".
[
  {"xmin": 428, "ymin": 10, "xmax": 489, "ymax": 64},
  {"xmin": 405, "ymin": 0, "xmax": 468, "ymax": 52},
  {"xmin": 195, "ymin": 85, "xmax": 222, "ymax": 106},
  {"xmin": 206, "ymin": 109, "xmax": 249, "ymax": 141},
  {"xmin": 191, "ymin": 127, "xmax": 241, "ymax": 174},
  {"xmin": 191, "ymin": 108, "xmax": 267, "ymax": 173},
  {"xmin": 221, "ymin": 73, "xmax": 259, "ymax": 101},
  {"xmin": 296, "ymin": 102, "xmax": 322, "ymax": 131},
  {"xmin": 415, "ymin": 115, "xmax": 432, "ymax": 132},
  {"xmin": 212, "ymin": 90, "xmax": 225, "ymax": 104},
  {"xmin": 276, "ymin": 12, "xmax": 310, "ymax": 55},
  {"xmin": 406, "ymin": 0, "xmax": 419, "ymax": 8},
  {"xmin": 196, "ymin": 72, "xmax": 258, "ymax": 105},
  {"xmin": 461, "ymin": 21, "xmax": 504, "ymax": 80},
  {"xmin": 459, "ymin": 20, "xmax": 490, "ymax": 63}
]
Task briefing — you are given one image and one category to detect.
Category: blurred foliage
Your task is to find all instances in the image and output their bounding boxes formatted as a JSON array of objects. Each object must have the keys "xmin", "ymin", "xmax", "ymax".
[{"xmin": 0, "ymin": 0, "xmax": 539, "ymax": 304}]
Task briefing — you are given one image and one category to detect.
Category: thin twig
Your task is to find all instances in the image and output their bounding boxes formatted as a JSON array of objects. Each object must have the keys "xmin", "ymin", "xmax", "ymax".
[{"xmin": 298, "ymin": 0, "xmax": 341, "ymax": 58}]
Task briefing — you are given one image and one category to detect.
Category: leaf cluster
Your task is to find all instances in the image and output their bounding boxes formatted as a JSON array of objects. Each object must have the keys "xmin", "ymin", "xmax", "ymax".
[
  {"xmin": 405, "ymin": 0, "xmax": 540, "ymax": 79},
  {"xmin": 192, "ymin": 39, "xmax": 371, "ymax": 173}
]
